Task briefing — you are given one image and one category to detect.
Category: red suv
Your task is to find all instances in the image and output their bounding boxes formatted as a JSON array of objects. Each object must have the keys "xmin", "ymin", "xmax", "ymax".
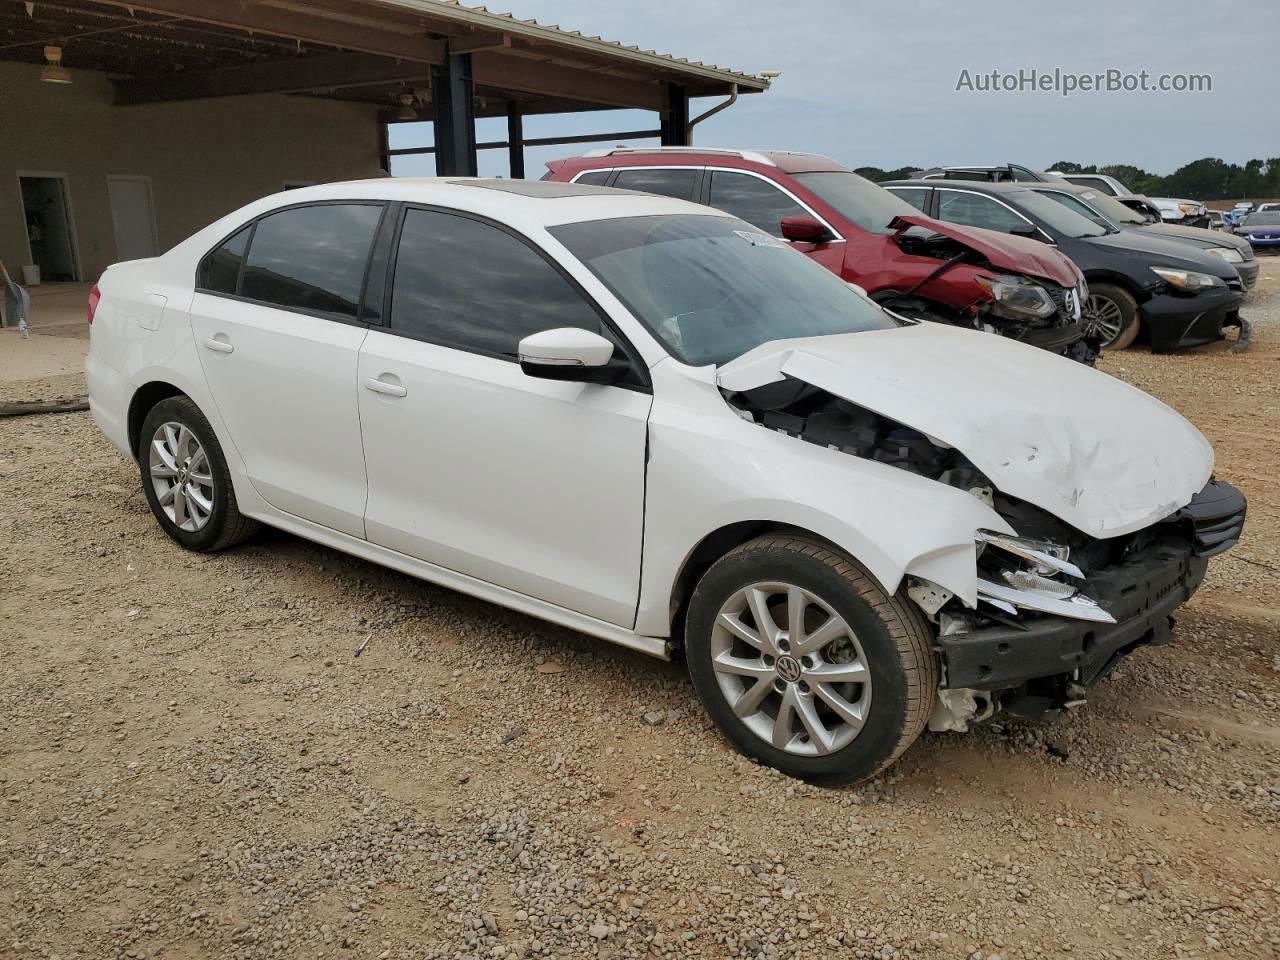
[{"xmin": 546, "ymin": 148, "xmax": 1093, "ymax": 361}]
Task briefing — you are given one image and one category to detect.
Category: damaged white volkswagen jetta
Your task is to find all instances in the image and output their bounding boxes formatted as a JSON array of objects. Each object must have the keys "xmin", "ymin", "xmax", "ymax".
[{"xmin": 86, "ymin": 179, "xmax": 1246, "ymax": 784}]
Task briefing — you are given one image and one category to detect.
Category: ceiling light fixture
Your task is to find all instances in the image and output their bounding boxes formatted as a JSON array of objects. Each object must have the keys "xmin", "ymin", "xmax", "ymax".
[{"xmin": 41, "ymin": 45, "xmax": 72, "ymax": 84}]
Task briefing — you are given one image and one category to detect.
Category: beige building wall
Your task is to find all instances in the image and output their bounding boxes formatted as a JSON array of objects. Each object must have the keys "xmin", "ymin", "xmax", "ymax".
[{"xmin": 0, "ymin": 60, "xmax": 383, "ymax": 282}]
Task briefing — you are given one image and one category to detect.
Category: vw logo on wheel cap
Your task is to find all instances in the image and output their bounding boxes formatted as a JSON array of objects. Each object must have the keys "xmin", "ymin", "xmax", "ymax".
[{"xmin": 775, "ymin": 655, "xmax": 802, "ymax": 683}]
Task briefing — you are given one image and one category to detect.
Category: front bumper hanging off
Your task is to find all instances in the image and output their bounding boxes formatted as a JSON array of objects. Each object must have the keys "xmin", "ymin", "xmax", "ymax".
[{"xmin": 936, "ymin": 479, "xmax": 1246, "ymax": 695}]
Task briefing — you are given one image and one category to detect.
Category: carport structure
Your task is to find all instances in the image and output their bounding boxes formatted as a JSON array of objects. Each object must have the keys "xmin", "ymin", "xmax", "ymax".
[{"xmin": 0, "ymin": 0, "xmax": 769, "ymax": 177}]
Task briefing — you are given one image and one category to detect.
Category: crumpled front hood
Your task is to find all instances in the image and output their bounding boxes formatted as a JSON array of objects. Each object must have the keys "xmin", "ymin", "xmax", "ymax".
[
  {"xmin": 717, "ymin": 323, "xmax": 1213, "ymax": 539},
  {"xmin": 891, "ymin": 214, "xmax": 1082, "ymax": 289}
]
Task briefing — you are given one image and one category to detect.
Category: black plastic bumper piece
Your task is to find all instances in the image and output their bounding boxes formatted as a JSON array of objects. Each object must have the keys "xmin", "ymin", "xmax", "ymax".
[
  {"xmin": 1164, "ymin": 477, "xmax": 1247, "ymax": 556},
  {"xmin": 939, "ymin": 547, "xmax": 1208, "ymax": 692}
]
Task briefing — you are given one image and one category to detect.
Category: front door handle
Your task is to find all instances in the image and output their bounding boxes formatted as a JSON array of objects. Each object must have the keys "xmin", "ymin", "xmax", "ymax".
[
  {"xmin": 203, "ymin": 336, "xmax": 234, "ymax": 354},
  {"xmin": 364, "ymin": 376, "xmax": 407, "ymax": 398}
]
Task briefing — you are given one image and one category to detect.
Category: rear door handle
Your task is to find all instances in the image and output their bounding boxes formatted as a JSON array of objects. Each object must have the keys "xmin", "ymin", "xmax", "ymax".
[
  {"xmin": 364, "ymin": 376, "xmax": 407, "ymax": 398},
  {"xmin": 203, "ymin": 336, "xmax": 234, "ymax": 354}
]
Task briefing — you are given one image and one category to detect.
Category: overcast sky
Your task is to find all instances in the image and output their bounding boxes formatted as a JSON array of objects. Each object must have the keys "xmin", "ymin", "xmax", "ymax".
[{"xmin": 389, "ymin": 0, "xmax": 1280, "ymax": 179}]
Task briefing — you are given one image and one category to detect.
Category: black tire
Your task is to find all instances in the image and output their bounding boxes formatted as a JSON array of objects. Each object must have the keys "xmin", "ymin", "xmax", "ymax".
[
  {"xmin": 685, "ymin": 535, "xmax": 938, "ymax": 785},
  {"xmin": 1086, "ymin": 283, "xmax": 1140, "ymax": 350},
  {"xmin": 138, "ymin": 395, "xmax": 258, "ymax": 552}
]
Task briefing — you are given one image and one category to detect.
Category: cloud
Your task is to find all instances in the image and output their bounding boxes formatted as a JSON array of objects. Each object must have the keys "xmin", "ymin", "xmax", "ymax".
[{"xmin": 392, "ymin": 0, "xmax": 1280, "ymax": 178}]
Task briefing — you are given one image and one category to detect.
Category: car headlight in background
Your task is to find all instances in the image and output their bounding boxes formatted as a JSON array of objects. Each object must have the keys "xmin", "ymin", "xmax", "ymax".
[
  {"xmin": 973, "ymin": 274, "xmax": 1057, "ymax": 319},
  {"xmin": 1177, "ymin": 202, "xmax": 1204, "ymax": 216},
  {"xmin": 1206, "ymin": 246, "xmax": 1244, "ymax": 264},
  {"xmin": 1151, "ymin": 266, "xmax": 1221, "ymax": 292}
]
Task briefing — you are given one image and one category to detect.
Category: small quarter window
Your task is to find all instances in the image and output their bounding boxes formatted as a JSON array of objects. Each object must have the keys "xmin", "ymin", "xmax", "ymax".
[
  {"xmin": 197, "ymin": 225, "xmax": 251, "ymax": 295},
  {"xmin": 573, "ymin": 170, "xmax": 613, "ymax": 186}
]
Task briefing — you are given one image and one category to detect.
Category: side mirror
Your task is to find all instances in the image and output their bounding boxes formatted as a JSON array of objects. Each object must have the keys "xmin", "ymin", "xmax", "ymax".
[
  {"xmin": 1009, "ymin": 223, "xmax": 1041, "ymax": 240},
  {"xmin": 517, "ymin": 328, "xmax": 623, "ymax": 384},
  {"xmin": 780, "ymin": 216, "xmax": 833, "ymax": 244}
]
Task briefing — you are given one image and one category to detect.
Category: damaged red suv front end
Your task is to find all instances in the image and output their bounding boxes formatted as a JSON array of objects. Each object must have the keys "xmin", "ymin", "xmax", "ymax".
[{"xmin": 546, "ymin": 149, "xmax": 1095, "ymax": 362}]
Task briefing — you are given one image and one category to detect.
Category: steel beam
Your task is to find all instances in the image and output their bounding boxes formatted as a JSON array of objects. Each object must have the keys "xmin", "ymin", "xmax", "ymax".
[
  {"xmin": 660, "ymin": 82, "xmax": 690, "ymax": 146},
  {"xmin": 431, "ymin": 52, "xmax": 477, "ymax": 176},
  {"xmin": 506, "ymin": 102, "xmax": 525, "ymax": 179}
]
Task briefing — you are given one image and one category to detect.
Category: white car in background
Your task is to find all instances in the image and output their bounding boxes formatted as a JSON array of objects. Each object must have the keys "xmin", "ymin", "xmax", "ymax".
[
  {"xmin": 1151, "ymin": 196, "xmax": 1210, "ymax": 227},
  {"xmin": 85, "ymin": 178, "xmax": 1246, "ymax": 784}
]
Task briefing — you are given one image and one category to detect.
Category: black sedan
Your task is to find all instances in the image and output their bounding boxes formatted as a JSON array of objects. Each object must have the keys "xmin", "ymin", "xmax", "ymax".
[
  {"xmin": 884, "ymin": 179, "xmax": 1246, "ymax": 352},
  {"xmin": 1023, "ymin": 181, "xmax": 1259, "ymax": 290}
]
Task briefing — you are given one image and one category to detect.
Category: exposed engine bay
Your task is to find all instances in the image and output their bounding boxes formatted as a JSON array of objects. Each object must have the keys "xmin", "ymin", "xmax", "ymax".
[
  {"xmin": 886, "ymin": 224, "xmax": 1097, "ymax": 365},
  {"xmin": 725, "ymin": 375, "xmax": 1247, "ymax": 728}
]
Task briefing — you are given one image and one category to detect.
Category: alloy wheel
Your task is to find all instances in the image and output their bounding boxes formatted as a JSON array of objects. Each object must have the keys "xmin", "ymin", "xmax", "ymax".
[
  {"xmin": 710, "ymin": 581, "xmax": 872, "ymax": 757},
  {"xmin": 148, "ymin": 421, "xmax": 215, "ymax": 532},
  {"xmin": 1083, "ymin": 294, "xmax": 1126, "ymax": 345}
]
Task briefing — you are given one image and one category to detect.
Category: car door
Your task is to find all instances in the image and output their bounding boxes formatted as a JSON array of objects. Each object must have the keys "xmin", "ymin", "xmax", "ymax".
[
  {"xmin": 357, "ymin": 205, "xmax": 651, "ymax": 627},
  {"xmin": 189, "ymin": 202, "xmax": 385, "ymax": 537}
]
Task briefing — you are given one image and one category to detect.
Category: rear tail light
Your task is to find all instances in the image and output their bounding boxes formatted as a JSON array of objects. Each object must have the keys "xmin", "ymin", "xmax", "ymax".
[{"xmin": 87, "ymin": 284, "xmax": 101, "ymax": 325}]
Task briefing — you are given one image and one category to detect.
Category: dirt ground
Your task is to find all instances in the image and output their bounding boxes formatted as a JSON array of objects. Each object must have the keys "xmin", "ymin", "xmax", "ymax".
[{"xmin": 1, "ymin": 270, "xmax": 1278, "ymax": 960}]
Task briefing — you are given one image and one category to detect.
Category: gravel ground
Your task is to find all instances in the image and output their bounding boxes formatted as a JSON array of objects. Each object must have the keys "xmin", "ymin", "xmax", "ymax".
[{"xmin": 2, "ymin": 269, "xmax": 1279, "ymax": 960}]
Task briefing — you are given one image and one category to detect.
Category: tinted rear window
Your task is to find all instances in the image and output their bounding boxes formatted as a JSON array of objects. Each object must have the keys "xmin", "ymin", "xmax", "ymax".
[{"xmin": 240, "ymin": 204, "xmax": 383, "ymax": 319}]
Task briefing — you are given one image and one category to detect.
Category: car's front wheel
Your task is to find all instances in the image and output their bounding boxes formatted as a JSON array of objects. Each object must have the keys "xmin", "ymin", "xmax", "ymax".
[
  {"xmin": 139, "ymin": 395, "xmax": 258, "ymax": 552},
  {"xmin": 686, "ymin": 536, "xmax": 937, "ymax": 785},
  {"xmin": 1084, "ymin": 283, "xmax": 1139, "ymax": 350}
]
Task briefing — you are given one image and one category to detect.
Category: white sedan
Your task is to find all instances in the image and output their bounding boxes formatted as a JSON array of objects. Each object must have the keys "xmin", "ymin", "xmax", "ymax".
[{"xmin": 86, "ymin": 178, "xmax": 1245, "ymax": 784}]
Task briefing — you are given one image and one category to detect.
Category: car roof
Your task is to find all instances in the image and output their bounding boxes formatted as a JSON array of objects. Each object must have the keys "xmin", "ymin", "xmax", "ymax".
[
  {"xmin": 555, "ymin": 147, "xmax": 848, "ymax": 174},
  {"xmin": 883, "ymin": 178, "xmax": 1037, "ymax": 195},
  {"xmin": 170, "ymin": 176, "xmax": 719, "ymax": 263}
]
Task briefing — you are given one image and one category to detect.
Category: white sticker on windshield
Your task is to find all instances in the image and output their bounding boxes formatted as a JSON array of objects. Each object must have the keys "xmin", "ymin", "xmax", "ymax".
[{"xmin": 734, "ymin": 229, "xmax": 787, "ymax": 248}]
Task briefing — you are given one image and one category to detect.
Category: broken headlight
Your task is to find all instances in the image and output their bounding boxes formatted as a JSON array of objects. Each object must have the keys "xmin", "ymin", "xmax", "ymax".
[
  {"xmin": 975, "ymin": 531, "xmax": 1115, "ymax": 624},
  {"xmin": 973, "ymin": 274, "xmax": 1057, "ymax": 320}
]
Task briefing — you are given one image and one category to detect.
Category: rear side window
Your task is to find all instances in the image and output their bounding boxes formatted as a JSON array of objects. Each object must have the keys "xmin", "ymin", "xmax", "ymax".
[
  {"xmin": 389, "ymin": 208, "xmax": 605, "ymax": 358},
  {"xmin": 239, "ymin": 204, "xmax": 383, "ymax": 319},
  {"xmin": 611, "ymin": 168, "xmax": 698, "ymax": 201},
  {"xmin": 936, "ymin": 190, "xmax": 1030, "ymax": 233},
  {"xmin": 573, "ymin": 170, "xmax": 613, "ymax": 186},
  {"xmin": 707, "ymin": 171, "xmax": 808, "ymax": 237},
  {"xmin": 197, "ymin": 226, "xmax": 251, "ymax": 294},
  {"xmin": 887, "ymin": 187, "xmax": 930, "ymax": 213}
]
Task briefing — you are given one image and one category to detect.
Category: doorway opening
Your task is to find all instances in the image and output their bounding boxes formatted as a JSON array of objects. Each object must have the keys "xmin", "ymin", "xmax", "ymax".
[
  {"xmin": 107, "ymin": 175, "xmax": 159, "ymax": 262},
  {"xmin": 18, "ymin": 174, "xmax": 80, "ymax": 283}
]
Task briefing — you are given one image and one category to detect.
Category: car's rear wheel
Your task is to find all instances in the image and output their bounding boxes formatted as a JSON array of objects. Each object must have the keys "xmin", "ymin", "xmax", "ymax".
[
  {"xmin": 1084, "ymin": 283, "xmax": 1139, "ymax": 350},
  {"xmin": 685, "ymin": 535, "xmax": 937, "ymax": 785},
  {"xmin": 139, "ymin": 395, "xmax": 258, "ymax": 552}
]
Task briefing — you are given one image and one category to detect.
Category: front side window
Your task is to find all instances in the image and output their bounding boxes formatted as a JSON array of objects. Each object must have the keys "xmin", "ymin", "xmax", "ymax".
[
  {"xmin": 197, "ymin": 225, "xmax": 251, "ymax": 295},
  {"xmin": 389, "ymin": 208, "xmax": 605, "ymax": 358},
  {"xmin": 611, "ymin": 168, "xmax": 699, "ymax": 201},
  {"xmin": 1034, "ymin": 190, "xmax": 1117, "ymax": 230},
  {"xmin": 936, "ymin": 190, "xmax": 1031, "ymax": 233},
  {"xmin": 239, "ymin": 204, "xmax": 383, "ymax": 318},
  {"xmin": 792, "ymin": 171, "xmax": 920, "ymax": 234},
  {"xmin": 551, "ymin": 214, "xmax": 896, "ymax": 367},
  {"xmin": 707, "ymin": 171, "xmax": 808, "ymax": 237}
]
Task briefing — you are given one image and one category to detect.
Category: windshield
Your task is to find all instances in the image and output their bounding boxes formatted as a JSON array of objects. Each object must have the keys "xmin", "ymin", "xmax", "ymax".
[
  {"xmin": 1011, "ymin": 189, "xmax": 1110, "ymax": 238},
  {"xmin": 791, "ymin": 171, "xmax": 920, "ymax": 234},
  {"xmin": 1244, "ymin": 211, "xmax": 1280, "ymax": 225},
  {"xmin": 550, "ymin": 214, "xmax": 897, "ymax": 367}
]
